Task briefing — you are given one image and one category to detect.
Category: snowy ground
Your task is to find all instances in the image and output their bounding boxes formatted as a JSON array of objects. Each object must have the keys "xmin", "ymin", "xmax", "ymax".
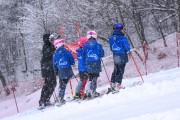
[{"xmin": 0, "ymin": 67, "xmax": 180, "ymax": 120}]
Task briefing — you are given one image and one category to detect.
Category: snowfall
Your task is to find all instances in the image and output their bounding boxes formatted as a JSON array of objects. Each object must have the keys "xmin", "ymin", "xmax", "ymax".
[
  {"xmin": 1, "ymin": 32, "xmax": 180, "ymax": 120},
  {"xmin": 0, "ymin": 67, "xmax": 180, "ymax": 120}
]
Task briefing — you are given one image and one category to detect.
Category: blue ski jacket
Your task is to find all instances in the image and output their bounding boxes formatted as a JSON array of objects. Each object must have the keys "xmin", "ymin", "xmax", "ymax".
[
  {"xmin": 83, "ymin": 39, "xmax": 104, "ymax": 62},
  {"xmin": 53, "ymin": 47, "xmax": 75, "ymax": 79},
  {"xmin": 83, "ymin": 39, "xmax": 104, "ymax": 73},
  {"xmin": 76, "ymin": 47, "xmax": 87, "ymax": 72},
  {"xmin": 109, "ymin": 31, "xmax": 131, "ymax": 64},
  {"xmin": 109, "ymin": 31, "xmax": 130, "ymax": 54}
]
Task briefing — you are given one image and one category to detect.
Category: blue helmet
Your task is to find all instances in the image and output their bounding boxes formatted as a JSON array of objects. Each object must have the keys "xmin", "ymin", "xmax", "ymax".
[{"xmin": 113, "ymin": 23, "xmax": 123, "ymax": 30}]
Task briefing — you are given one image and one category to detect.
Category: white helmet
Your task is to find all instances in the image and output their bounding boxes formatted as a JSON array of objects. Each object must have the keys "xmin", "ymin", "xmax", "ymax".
[
  {"xmin": 86, "ymin": 30, "xmax": 97, "ymax": 40},
  {"xmin": 54, "ymin": 38, "xmax": 65, "ymax": 49}
]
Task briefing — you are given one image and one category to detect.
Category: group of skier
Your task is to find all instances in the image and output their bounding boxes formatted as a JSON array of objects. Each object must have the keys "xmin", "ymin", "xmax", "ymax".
[{"xmin": 39, "ymin": 23, "xmax": 131, "ymax": 109}]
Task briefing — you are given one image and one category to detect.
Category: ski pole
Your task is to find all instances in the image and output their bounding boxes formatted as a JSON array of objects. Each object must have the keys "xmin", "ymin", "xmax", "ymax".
[
  {"xmin": 11, "ymin": 86, "xmax": 19, "ymax": 113},
  {"xmin": 101, "ymin": 58, "xmax": 111, "ymax": 85},
  {"xmin": 69, "ymin": 79, "xmax": 74, "ymax": 97},
  {"xmin": 76, "ymin": 20, "xmax": 81, "ymax": 38},
  {"xmin": 143, "ymin": 43, "xmax": 148, "ymax": 75},
  {"xmin": 73, "ymin": 74, "xmax": 79, "ymax": 83},
  {"xmin": 176, "ymin": 32, "xmax": 179, "ymax": 67},
  {"xmin": 129, "ymin": 52, "xmax": 144, "ymax": 83},
  {"xmin": 58, "ymin": 23, "xmax": 63, "ymax": 38}
]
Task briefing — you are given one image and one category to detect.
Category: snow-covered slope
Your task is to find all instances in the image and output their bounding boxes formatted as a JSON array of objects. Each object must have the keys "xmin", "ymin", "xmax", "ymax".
[{"xmin": 1, "ymin": 67, "xmax": 180, "ymax": 120}]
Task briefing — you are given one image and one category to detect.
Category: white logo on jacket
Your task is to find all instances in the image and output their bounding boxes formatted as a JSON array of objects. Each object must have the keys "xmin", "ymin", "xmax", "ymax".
[
  {"xmin": 112, "ymin": 43, "xmax": 121, "ymax": 51},
  {"xmin": 59, "ymin": 58, "xmax": 68, "ymax": 65},
  {"xmin": 87, "ymin": 50, "xmax": 98, "ymax": 60}
]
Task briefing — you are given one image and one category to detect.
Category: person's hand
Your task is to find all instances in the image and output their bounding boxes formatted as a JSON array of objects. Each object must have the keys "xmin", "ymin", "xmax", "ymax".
[{"xmin": 127, "ymin": 51, "xmax": 132, "ymax": 57}]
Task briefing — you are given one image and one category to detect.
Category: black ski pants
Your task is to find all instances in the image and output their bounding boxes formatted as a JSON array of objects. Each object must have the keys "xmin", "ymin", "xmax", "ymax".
[
  {"xmin": 111, "ymin": 63, "xmax": 126, "ymax": 84},
  {"xmin": 88, "ymin": 73, "xmax": 99, "ymax": 91},
  {"xmin": 39, "ymin": 75, "xmax": 56, "ymax": 105},
  {"xmin": 58, "ymin": 79, "xmax": 69, "ymax": 99}
]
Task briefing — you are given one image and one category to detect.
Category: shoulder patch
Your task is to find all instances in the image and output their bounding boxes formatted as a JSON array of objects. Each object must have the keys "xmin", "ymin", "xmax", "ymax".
[{"xmin": 113, "ymin": 37, "xmax": 116, "ymax": 41}]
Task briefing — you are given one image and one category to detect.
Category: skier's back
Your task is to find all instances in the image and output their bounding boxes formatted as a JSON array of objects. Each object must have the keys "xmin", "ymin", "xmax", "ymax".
[{"xmin": 83, "ymin": 30, "xmax": 104, "ymax": 98}]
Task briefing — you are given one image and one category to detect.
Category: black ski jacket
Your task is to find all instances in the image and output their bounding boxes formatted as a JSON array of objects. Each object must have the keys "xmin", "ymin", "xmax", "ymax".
[{"xmin": 41, "ymin": 34, "xmax": 55, "ymax": 77}]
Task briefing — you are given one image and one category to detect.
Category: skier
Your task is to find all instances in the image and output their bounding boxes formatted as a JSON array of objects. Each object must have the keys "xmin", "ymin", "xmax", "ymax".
[
  {"xmin": 83, "ymin": 30, "xmax": 104, "ymax": 99},
  {"xmin": 109, "ymin": 23, "xmax": 131, "ymax": 92},
  {"xmin": 53, "ymin": 38, "xmax": 75, "ymax": 106},
  {"xmin": 74, "ymin": 37, "xmax": 88, "ymax": 99},
  {"xmin": 39, "ymin": 33, "xmax": 57, "ymax": 109}
]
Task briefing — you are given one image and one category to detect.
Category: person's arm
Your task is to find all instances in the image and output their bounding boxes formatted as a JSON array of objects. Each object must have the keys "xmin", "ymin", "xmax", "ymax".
[
  {"xmin": 109, "ymin": 37, "xmax": 113, "ymax": 51},
  {"xmin": 123, "ymin": 37, "xmax": 131, "ymax": 52},
  {"xmin": 99, "ymin": 44, "xmax": 105, "ymax": 57},
  {"xmin": 52, "ymin": 54, "xmax": 58, "ymax": 76},
  {"xmin": 67, "ymin": 51, "xmax": 75, "ymax": 65}
]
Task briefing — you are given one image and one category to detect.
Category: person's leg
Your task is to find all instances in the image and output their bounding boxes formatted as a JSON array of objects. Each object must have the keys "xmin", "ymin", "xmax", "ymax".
[
  {"xmin": 75, "ymin": 72, "xmax": 83, "ymax": 98},
  {"xmin": 116, "ymin": 64, "xmax": 126, "ymax": 89},
  {"xmin": 85, "ymin": 73, "xmax": 93, "ymax": 98},
  {"xmin": 45, "ymin": 75, "xmax": 56, "ymax": 104},
  {"xmin": 55, "ymin": 79, "xmax": 68, "ymax": 106},
  {"xmin": 110, "ymin": 64, "xmax": 119, "ymax": 90},
  {"xmin": 79, "ymin": 72, "xmax": 88, "ymax": 97},
  {"xmin": 90, "ymin": 73, "xmax": 99, "ymax": 91},
  {"xmin": 89, "ymin": 73, "xmax": 100, "ymax": 97},
  {"xmin": 75, "ymin": 81, "xmax": 82, "ymax": 97},
  {"xmin": 58, "ymin": 79, "xmax": 68, "ymax": 99},
  {"xmin": 39, "ymin": 77, "xmax": 51, "ymax": 106}
]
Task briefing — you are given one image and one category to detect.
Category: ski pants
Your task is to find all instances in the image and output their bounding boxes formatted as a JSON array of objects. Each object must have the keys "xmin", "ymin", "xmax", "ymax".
[
  {"xmin": 111, "ymin": 63, "xmax": 126, "ymax": 84},
  {"xmin": 75, "ymin": 71, "xmax": 88, "ymax": 94},
  {"xmin": 89, "ymin": 73, "xmax": 99, "ymax": 91},
  {"xmin": 39, "ymin": 76, "xmax": 56, "ymax": 105},
  {"xmin": 58, "ymin": 79, "xmax": 69, "ymax": 99}
]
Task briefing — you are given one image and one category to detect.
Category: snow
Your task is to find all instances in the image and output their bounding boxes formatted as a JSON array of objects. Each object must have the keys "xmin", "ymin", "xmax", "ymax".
[{"xmin": 1, "ymin": 67, "xmax": 180, "ymax": 120}]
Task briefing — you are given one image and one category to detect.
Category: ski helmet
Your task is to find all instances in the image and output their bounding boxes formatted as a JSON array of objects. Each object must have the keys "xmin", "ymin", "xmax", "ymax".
[
  {"xmin": 86, "ymin": 30, "xmax": 97, "ymax": 40},
  {"xmin": 54, "ymin": 38, "xmax": 65, "ymax": 49},
  {"xmin": 113, "ymin": 23, "xmax": 123, "ymax": 30},
  {"xmin": 77, "ymin": 37, "xmax": 88, "ymax": 47}
]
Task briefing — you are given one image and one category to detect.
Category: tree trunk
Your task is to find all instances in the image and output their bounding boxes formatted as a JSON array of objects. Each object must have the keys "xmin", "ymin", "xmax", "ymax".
[
  {"xmin": 118, "ymin": 7, "xmax": 134, "ymax": 48},
  {"xmin": 151, "ymin": 10, "xmax": 167, "ymax": 47},
  {"xmin": 19, "ymin": 29, "xmax": 28, "ymax": 74},
  {"xmin": 0, "ymin": 70, "xmax": 7, "ymax": 87}
]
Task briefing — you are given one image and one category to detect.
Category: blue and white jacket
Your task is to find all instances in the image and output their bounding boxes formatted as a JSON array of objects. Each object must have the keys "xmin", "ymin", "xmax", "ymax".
[
  {"xmin": 83, "ymin": 39, "xmax": 104, "ymax": 62},
  {"xmin": 53, "ymin": 47, "xmax": 75, "ymax": 79},
  {"xmin": 109, "ymin": 31, "xmax": 130, "ymax": 54},
  {"xmin": 109, "ymin": 31, "xmax": 131, "ymax": 64},
  {"xmin": 83, "ymin": 39, "xmax": 104, "ymax": 73}
]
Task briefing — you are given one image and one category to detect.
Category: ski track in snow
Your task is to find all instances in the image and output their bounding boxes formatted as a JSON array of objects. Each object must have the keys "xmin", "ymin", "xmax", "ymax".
[{"xmin": 0, "ymin": 68, "xmax": 180, "ymax": 120}]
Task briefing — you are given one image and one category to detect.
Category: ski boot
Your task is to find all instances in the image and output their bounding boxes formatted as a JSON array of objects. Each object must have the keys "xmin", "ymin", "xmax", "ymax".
[
  {"xmin": 55, "ymin": 97, "xmax": 66, "ymax": 107},
  {"xmin": 116, "ymin": 83, "xmax": 125, "ymax": 89},
  {"xmin": 38, "ymin": 102, "xmax": 46, "ymax": 110},
  {"xmin": 44, "ymin": 100, "xmax": 53, "ymax": 106},
  {"xmin": 107, "ymin": 83, "xmax": 117, "ymax": 94},
  {"xmin": 86, "ymin": 92, "xmax": 92, "ymax": 100},
  {"xmin": 74, "ymin": 93, "xmax": 81, "ymax": 100},
  {"xmin": 91, "ymin": 91, "xmax": 100, "ymax": 98}
]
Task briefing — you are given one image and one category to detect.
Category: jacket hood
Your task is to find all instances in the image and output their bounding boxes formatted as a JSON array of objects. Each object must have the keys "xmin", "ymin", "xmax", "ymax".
[{"xmin": 87, "ymin": 39, "xmax": 98, "ymax": 48}]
